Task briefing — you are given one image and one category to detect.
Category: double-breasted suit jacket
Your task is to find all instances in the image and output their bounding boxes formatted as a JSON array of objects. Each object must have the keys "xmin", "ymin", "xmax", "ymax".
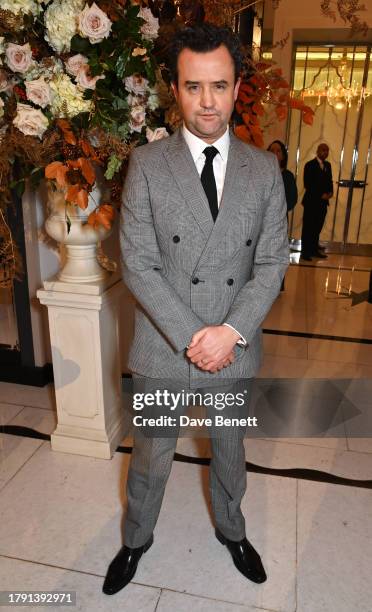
[{"xmin": 120, "ymin": 128, "xmax": 289, "ymax": 388}]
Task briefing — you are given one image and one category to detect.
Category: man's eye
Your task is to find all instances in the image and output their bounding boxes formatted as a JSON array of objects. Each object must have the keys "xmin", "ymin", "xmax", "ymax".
[
  {"xmin": 215, "ymin": 83, "xmax": 227, "ymax": 90},
  {"xmin": 187, "ymin": 85, "xmax": 199, "ymax": 91}
]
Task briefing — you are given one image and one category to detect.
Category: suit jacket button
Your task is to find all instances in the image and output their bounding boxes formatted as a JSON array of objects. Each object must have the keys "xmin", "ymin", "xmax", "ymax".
[
  {"xmin": 246, "ymin": 239, "xmax": 252, "ymax": 246},
  {"xmin": 192, "ymin": 277, "xmax": 199, "ymax": 285},
  {"xmin": 227, "ymin": 278, "xmax": 234, "ymax": 286},
  {"xmin": 173, "ymin": 235, "xmax": 180, "ymax": 243}
]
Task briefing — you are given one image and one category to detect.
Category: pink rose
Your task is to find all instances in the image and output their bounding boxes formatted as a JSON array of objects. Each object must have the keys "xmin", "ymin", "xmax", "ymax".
[
  {"xmin": 124, "ymin": 74, "xmax": 149, "ymax": 96},
  {"xmin": 146, "ymin": 127, "xmax": 169, "ymax": 142},
  {"xmin": 76, "ymin": 64, "xmax": 105, "ymax": 90},
  {"xmin": 78, "ymin": 3, "xmax": 112, "ymax": 44},
  {"xmin": 65, "ymin": 54, "xmax": 88, "ymax": 77},
  {"xmin": 5, "ymin": 43, "xmax": 34, "ymax": 74},
  {"xmin": 25, "ymin": 77, "xmax": 53, "ymax": 108},
  {"xmin": 13, "ymin": 103, "xmax": 49, "ymax": 139},
  {"xmin": 139, "ymin": 7, "xmax": 159, "ymax": 41},
  {"xmin": 129, "ymin": 105, "xmax": 146, "ymax": 133}
]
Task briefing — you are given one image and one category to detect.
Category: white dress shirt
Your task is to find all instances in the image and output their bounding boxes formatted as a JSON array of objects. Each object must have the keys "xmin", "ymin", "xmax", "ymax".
[
  {"xmin": 316, "ymin": 156, "xmax": 324, "ymax": 170},
  {"xmin": 182, "ymin": 124, "xmax": 229, "ymax": 206},
  {"xmin": 182, "ymin": 124, "xmax": 247, "ymax": 347}
]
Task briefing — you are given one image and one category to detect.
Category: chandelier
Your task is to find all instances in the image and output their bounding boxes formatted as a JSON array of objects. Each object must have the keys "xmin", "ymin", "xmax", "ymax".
[{"xmin": 295, "ymin": 50, "xmax": 371, "ymax": 111}]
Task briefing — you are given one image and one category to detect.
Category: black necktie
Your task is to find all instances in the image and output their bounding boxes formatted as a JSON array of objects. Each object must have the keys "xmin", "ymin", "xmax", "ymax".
[{"xmin": 201, "ymin": 146, "xmax": 219, "ymax": 222}]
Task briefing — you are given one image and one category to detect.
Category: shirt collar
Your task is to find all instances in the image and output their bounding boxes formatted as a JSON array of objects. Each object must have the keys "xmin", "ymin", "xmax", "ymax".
[
  {"xmin": 317, "ymin": 156, "xmax": 324, "ymax": 166},
  {"xmin": 182, "ymin": 124, "xmax": 230, "ymax": 164}
]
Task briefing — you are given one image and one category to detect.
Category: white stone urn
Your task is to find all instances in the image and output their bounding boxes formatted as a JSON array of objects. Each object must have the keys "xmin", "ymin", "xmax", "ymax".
[{"xmin": 45, "ymin": 183, "xmax": 112, "ymax": 284}]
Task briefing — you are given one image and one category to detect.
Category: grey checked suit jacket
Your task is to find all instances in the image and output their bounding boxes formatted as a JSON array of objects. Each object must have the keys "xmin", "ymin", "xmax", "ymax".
[{"xmin": 120, "ymin": 128, "xmax": 289, "ymax": 387}]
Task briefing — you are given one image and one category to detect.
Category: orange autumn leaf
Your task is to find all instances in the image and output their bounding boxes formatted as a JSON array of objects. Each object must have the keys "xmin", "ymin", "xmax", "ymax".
[
  {"xmin": 235, "ymin": 100, "xmax": 244, "ymax": 114},
  {"xmin": 87, "ymin": 203, "xmax": 114, "ymax": 230},
  {"xmin": 79, "ymin": 158, "xmax": 95, "ymax": 185},
  {"xmin": 45, "ymin": 161, "xmax": 69, "ymax": 187},
  {"xmin": 303, "ymin": 111, "xmax": 314, "ymax": 126},
  {"xmin": 289, "ymin": 97, "xmax": 305, "ymax": 110},
  {"xmin": 67, "ymin": 158, "xmax": 95, "ymax": 185},
  {"xmin": 253, "ymin": 133, "xmax": 264, "ymax": 148},
  {"xmin": 65, "ymin": 185, "xmax": 89, "ymax": 209},
  {"xmin": 79, "ymin": 138, "xmax": 95, "ymax": 157},
  {"xmin": 252, "ymin": 102, "xmax": 264, "ymax": 116},
  {"xmin": 239, "ymin": 83, "xmax": 254, "ymax": 94},
  {"xmin": 275, "ymin": 105, "xmax": 287, "ymax": 121},
  {"xmin": 65, "ymin": 184, "xmax": 80, "ymax": 204},
  {"xmin": 56, "ymin": 119, "xmax": 77, "ymax": 145},
  {"xmin": 238, "ymin": 91, "xmax": 255, "ymax": 105},
  {"xmin": 79, "ymin": 139, "xmax": 103, "ymax": 165},
  {"xmin": 76, "ymin": 188, "xmax": 88, "ymax": 209},
  {"xmin": 234, "ymin": 124, "xmax": 251, "ymax": 143}
]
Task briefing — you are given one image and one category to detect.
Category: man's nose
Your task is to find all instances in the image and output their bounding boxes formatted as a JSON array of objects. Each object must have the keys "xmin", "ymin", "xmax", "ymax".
[{"xmin": 200, "ymin": 87, "xmax": 214, "ymax": 108}]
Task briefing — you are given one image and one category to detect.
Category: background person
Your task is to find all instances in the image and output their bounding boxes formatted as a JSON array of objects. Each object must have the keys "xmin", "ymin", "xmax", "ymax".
[
  {"xmin": 300, "ymin": 143, "xmax": 333, "ymax": 261},
  {"xmin": 268, "ymin": 140, "xmax": 298, "ymax": 214}
]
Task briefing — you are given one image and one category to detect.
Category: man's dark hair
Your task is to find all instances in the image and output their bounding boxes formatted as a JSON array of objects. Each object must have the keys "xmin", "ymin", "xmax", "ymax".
[{"xmin": 168, "ymin": 22, "xmax": 243, "ymax": 85}]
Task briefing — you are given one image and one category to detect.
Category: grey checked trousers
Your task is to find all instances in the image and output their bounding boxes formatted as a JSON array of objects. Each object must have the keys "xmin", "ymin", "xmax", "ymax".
[{"xmin": 123, "ymin": 376, "xmax": 253, "ymax": 548}]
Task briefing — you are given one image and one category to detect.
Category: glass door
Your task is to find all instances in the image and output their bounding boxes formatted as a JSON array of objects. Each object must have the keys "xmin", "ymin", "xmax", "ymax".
[{"xmin": 287, "ymin": 45, "xmax": 372, "ymax": 254}]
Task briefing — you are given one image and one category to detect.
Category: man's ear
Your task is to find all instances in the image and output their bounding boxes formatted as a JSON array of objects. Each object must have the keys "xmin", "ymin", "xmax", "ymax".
[
  {"xmin": 234, "ymin": 77, "xmax": 241, "ymax": 101},
  {"xmin": 171, "ymin": 81, "xmax": 179, "ymax": 101}
]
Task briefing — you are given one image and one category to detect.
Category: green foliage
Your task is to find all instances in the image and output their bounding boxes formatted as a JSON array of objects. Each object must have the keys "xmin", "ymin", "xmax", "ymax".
[{"xmin": 104, "ymin": 154, "xmax": 122, "ymax": 180}]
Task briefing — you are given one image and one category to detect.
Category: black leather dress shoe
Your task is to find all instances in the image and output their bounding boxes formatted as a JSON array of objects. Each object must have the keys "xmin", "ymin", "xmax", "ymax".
[
  {"xmin": 215, "ymin": 529, "xmax": 267, "ymax": 583},
  {"xmin": 102, "ymin": 534, "xmax": 153, "ymax": 595},
  {"xmin": 300, "ymin": 253, "xmax": 312, "ymax": 261},
  {"xmin": 312, "ymin": 251, "xmax": 327, "ymax": 259}
]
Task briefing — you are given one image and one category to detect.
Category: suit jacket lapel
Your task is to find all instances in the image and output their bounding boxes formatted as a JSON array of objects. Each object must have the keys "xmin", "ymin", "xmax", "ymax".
[
  {"xmin": 205, "ymin": 131, "xmax": 256, "ymax": 251},
  {"xmin": 163, "ymin": 129, "xmax": 214, "ymax": 239},
  {"xmin": 162, "ymin": 128, "xmax": 255, "ymax": 247}
]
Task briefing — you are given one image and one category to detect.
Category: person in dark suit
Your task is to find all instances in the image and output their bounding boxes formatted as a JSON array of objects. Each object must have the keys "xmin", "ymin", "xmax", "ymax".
[
  {"xmin": 300, "ymin": 143, "xmax": 333, "ymax": 261},
  {"xmin": 102, "ymin": 23, "xmax": 289, "ymax": 596},
  {"xmin": 268, "ymin": 140, "xmax": 297, "ymax": 214}
]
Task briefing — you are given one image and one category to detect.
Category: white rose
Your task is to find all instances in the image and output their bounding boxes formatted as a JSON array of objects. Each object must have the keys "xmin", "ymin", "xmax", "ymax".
[
  {"xmin": 139, "ymin": 7, "xmax": 159, "ymax": 41},
  {"xmin": 49, "ymin": 72, "xmax": 93, "ymax": 117},
  {"xmin": 146, "ymin": 127, "xmax": 169, "ymax": 142},
  {"xmin": 25, "ymin": 76, "xmax": 53, "ymax": 108},
  {"xmin": 0, "ymin": 0, "xmax": 40, "ymax": 17},
  {"xmin": 44, "ymin": 0, "xmax": 84, "ymax": 54},
  {"xmin": 5, "ymin": 43, "xmax": 34, "ymax": 74},
  {"xmin": 124, "ymin": 74, "xmax": 149, "ymax": 96},
  {"xmin": 65, "ymin": 53, "xmax": 88, "ymax": 77},
  {"xmin": 129, "ymin": 105, "xmax": 146, "ymax": 133},
  {"xmin": 13, "ymin": 102, "xmax": 49, "ymax": 139},
  {"xmin": 76, "ymin": 64, "xmax": 104, "ymax": 90},
  {"xmin": 78, "ymin": 2, "xmax": 112, "ymax": 44}
]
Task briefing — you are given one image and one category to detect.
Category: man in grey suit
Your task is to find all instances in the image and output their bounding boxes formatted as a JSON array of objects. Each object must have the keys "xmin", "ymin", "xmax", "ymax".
[{"xmin": 103, "ymin": 23, "xmax": 289, "ymax": 595}]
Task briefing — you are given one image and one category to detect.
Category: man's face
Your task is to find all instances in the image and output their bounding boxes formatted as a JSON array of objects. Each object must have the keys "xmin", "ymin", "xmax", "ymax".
[
  {"xmin": 171, "ymin": 45, "xmax": 241, "ymax": 144},
  {"xmin": 317, "ymin": 144, "xmax": 329, "ymax": 161}
]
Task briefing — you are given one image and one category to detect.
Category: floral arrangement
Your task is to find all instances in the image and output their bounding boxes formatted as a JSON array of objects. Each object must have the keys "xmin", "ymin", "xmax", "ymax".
[
  {"xmin": 0, "ymin": 0, "xmax": 172, "ymax": 282},
  {"xmin": 235, "ymin": 55, "xmax": 314, "ymax": 148}
]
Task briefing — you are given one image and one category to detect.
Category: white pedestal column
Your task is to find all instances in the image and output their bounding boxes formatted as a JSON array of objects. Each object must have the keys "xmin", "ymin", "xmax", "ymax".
[{"xmin": 37, "ymin": 278, "xmax": 125, "ymax": 459}]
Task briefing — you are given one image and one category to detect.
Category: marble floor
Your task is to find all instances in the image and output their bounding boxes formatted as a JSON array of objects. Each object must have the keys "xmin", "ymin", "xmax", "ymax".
[{"xmin": 1, "ymin": 255, "xmax": 372, "ymax": 612}]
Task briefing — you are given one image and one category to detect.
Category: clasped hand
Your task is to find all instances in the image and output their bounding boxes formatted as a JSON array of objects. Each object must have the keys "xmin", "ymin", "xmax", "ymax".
[{"xmin": 186, "ymin": 325, "xmax": 241, "ymax": 373}]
